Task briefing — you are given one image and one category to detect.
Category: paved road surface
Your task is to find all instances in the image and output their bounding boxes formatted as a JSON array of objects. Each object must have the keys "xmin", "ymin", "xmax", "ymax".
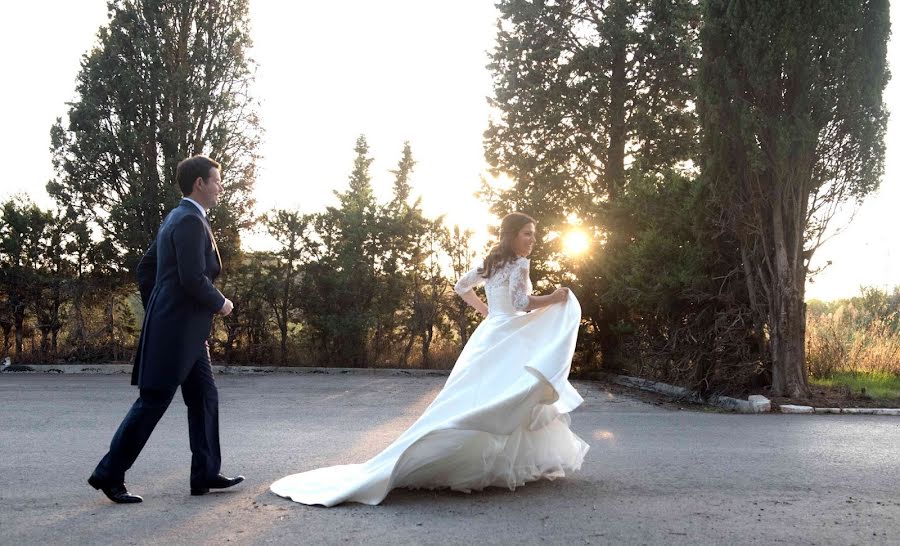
[{"xmin": 1, "ymin": 374, "xmax": 898, "ymax": 545}]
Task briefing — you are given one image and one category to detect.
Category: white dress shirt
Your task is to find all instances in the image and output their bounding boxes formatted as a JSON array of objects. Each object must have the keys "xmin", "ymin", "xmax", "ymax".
[{"xmin": 183, "ymin": 197, "xmax": 207, "ymax": 218}]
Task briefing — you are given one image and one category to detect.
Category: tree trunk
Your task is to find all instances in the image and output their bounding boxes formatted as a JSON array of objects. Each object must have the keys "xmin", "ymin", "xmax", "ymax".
[
  {"xmin": 606, "ymin": 37, "xmax": 627, "ymax": 201},
  {"xmin": 107, "ymin": 299, "xmax": 116, "ymax": 360},
  {"xmin": 371, "ymin": 320, "xmax": 385, "ymax": 365},
  {"xmin": 14, "ymin": 307, "xmax": 24, "ymax": 358},
  {"xmin": 768, "ymin": 188, "xmax": 809, "ymax": 398},
  {"xmin": 421, "ymin": 325, "xmax": 433, "ymax": 367},
  {"xmin": 279, "ymin": 262, "xmax": 294, "ymax": 366},
  {"xmin": 223, "ymin": 314, "xmax": 238, "ymax": 362},
  {"xmin": 73, "ymin": 283, "xmax": 87, "ymax": 353},
  {"xmin": 39, "ymin": 328, "xmax": 50, "ymax": 356},
  {"xmin": 455, "ymin": 308, "xmax": 469, "ymax": 349},
  {"xmin": 401, "ymin": 332, "xmax": 414, "ymax": 367},
  {"xmin": 770, "ymin": 278, "xmax": 808, "ymax": 397},
  {"xmin": 597, "ymin": 31, "xmax": 629, "ymax": 370},
  {"xmin": 1, "ymin": 321, "xmax": 12, "ymax": 359},
  {"xmin": 51, "ymin": 283, "xmax": 61, "ymax": 354},
  {"xmin": 279, "ymin": 323, "xmax": 288, "ymax": 365}
]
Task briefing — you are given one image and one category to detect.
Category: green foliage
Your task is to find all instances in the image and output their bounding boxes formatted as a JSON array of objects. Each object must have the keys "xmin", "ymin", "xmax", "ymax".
[
  {"xmin": 699, "ymin": 0, "xmax": 890, "ymax": 396},
  {"xmin": 810, "ymin": 372, "xmax": 900, "ymax": 401},
  {"xmin": 373, "ymin": 142, "xmax": 430, "ymax": 364},
  {"xmin": 441, "ymin": 225, "xmax": 480, "ymax": 347},
  {"xmin": 8, "ymin": 6, "xmax": 489, "ymax": 369},
  {"xmin": 0, "ymin": 197, "xmax": 51, "ymax": 357},
  {"xmin": 263, "ymin": 209, "xmax": 315, "ymax": 364},
  {"xmin": 216, "ymin": 254, "xmax": 278, "ymax": 364},
  {"xmin": 298, "ymin": 136, "xmax": 380, "ymax": 366},
  {"xmin": 260, "ymin": 138, "xmax": 472, "ymax": 368},
  {"xmin": 484, "ymin": 0, "xmax": 701, "ymax": 368},
  {"xmin": 808, "ymin": 286, "xmax": 900, "ymax": 330},
  {"xmin": 48, "ymin": 0, "xmax": 260, "ymax": 271},
  {"xmin": 485, "ymin": 0, "xmax": 699, "ymax": 216},
  {"xmin": 0, "ymin": 195, "xmax": 150, "ymax": 362},
  {"xmin": 17, "ymin": 1, "xmax": 889, "ymax": 385},
  {"xmin": 602, "ymin": 171, "xmax": 709, "ymax": 315}
]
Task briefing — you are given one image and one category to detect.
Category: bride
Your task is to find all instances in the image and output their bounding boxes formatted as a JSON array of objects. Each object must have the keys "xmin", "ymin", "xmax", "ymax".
[{"xmin": 271, "ymin": 212, "xmax": 589, "ymax": 506}]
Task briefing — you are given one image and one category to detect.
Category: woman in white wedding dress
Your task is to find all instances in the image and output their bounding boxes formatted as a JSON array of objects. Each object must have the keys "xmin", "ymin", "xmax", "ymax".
[{"xmin": 271, "ymin": 212, "xmax": 589, "ymax": 506}]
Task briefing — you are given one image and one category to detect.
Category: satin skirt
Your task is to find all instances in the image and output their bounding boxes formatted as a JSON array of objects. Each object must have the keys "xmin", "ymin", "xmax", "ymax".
[{"xmin": 270, "ymin": 293, "xmax": 589, "ymax": 506}]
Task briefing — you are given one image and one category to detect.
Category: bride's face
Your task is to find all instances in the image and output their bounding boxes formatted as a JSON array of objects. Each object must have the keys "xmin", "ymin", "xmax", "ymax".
[{"xmin": 512, "ymin": 223, "xmax": 536, "ymax": 257}]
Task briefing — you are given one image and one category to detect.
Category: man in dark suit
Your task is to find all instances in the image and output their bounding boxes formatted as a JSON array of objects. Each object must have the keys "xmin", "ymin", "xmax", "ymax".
[{"xmin": 89, "ymin": 155, "xmax": 244, "ymax": 503}]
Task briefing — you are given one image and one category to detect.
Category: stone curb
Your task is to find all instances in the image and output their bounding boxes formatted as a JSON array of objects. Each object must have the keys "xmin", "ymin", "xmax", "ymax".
[
  {"xmin": 779, "ymin": 404, "xmax": 815, "ymax": 414},
  {"xmin": 597, "ymin": 372, "xmax": 766, "ymax": 413},
  {"xmin": 791, "ymin": 406, "xmax": 900, "ymax": 416},
  {"xmin": 0, "ymin": 363, "xmax": 451, "ymax": 377},
  {"xmin": 604, "ymin": 375, "xmax": 900, "ymax": 416}
]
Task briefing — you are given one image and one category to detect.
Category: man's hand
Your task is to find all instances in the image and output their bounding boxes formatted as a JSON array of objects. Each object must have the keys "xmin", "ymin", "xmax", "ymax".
[{"xmin": 218, "ymin": 298, "xmax": 234, "ymax": 316}]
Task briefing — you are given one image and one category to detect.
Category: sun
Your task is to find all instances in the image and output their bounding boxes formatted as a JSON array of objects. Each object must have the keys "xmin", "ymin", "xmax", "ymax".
[{"xmin": 562, "ymin": 230, "xmax": 590, "ymax": 256}]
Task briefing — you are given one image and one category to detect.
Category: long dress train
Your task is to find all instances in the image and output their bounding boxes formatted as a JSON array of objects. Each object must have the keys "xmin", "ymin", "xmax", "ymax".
[{"xmin": 270, "ymin": 257, "xmax": 589, "ymax": 506}]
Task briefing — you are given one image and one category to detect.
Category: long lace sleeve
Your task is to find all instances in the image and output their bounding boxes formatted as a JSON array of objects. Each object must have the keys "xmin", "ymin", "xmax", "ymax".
[
  {"xmin": 454, "ymin": 266, "xmax": 485, "ymax": 296},
  {"xmin": 509, "ymin": 258, "xmax": 531, "ymax": 311}
]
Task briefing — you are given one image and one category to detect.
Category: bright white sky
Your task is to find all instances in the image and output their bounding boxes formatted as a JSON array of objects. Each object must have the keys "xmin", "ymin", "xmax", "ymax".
[{"xmin": 0, "ymin": 1, "xmax": 896, "ymax": 301}]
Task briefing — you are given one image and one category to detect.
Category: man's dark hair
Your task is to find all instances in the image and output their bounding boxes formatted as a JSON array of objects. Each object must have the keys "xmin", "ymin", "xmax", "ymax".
[{"xmin": 175, "ymin": 155, "xmax": 221, "ymax": 196}]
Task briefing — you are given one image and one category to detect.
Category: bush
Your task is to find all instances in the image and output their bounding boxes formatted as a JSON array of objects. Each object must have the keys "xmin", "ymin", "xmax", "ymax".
[{"xmin": 806, "ymin": 287, "xmax": 900, "ymax": 378}]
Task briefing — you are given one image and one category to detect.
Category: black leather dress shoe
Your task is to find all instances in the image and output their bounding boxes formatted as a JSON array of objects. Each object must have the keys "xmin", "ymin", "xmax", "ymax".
[
  {"xmin": 191, "ymin": 473, "xmax": 245, "ymax": 496},
  {"xmin": 88, "ymin": 475, "xmax": 143, "ymax": 504}
]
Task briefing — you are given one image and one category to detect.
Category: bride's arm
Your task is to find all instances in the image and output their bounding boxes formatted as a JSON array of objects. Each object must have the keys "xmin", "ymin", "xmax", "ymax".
[
  {"xmin": 454, "ymin": 267, "xmax": 489, "ymax": 317},
  {"xmin": 458, "ymin": 289, "xmax": 489, "ymax": 317},
  {"xmin": 510, "ymin": 258, "xmax": 569, "ymax": 312},
  {"xmin": 522, "ymin": 289, "xmax": 569, "ymax": 311}
]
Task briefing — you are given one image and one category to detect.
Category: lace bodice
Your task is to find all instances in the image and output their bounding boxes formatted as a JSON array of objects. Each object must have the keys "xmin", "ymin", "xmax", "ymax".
[{"xmin": 454, "ymin": 257, "xmax": 532, "ymax": 315}]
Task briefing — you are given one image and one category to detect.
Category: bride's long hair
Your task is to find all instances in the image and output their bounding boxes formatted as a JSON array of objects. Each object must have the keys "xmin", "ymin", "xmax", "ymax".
[{"xmin": 478, "ymin": 212, "xmax": 536, "ymax": 279}]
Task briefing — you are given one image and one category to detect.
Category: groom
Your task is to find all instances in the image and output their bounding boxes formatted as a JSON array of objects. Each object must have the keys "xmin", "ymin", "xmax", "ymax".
[{"xmin": 89, "ymin": 155, "xmax": 244, "ymax": 503}]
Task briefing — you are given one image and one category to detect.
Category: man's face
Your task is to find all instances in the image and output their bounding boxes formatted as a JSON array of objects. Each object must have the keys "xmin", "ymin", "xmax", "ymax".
[{"xmin": 194, "ymin": 167, "xmax": 223, "ymax": 209}]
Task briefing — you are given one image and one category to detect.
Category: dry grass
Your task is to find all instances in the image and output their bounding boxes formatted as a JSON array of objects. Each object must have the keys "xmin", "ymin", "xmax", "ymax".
[{"xmin": 806, "ymin": 309, "xmax": 900, "ymax": 378}]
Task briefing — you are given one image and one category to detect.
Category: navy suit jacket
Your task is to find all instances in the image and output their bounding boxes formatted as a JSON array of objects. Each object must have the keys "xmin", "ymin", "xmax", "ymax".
[{"xmin": 131, "ymin": 200, "xmax": 226, "ymax": 390}]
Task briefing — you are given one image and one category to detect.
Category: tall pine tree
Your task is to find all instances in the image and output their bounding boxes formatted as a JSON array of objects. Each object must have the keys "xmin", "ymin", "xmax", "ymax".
[
  {"xmin": 699, "ymin": 0, "xmax": 890, "ymax": 397},
  {"xmin": 48, "ymin": 0, "xmax": 260, "ymax": 272},
  {"xmin": 484, "ymin": 0, "xmax": 700, "ymax": 367}
]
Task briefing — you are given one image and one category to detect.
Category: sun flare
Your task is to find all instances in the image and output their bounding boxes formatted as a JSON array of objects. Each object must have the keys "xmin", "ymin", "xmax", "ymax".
[{"xmin": 562, "ymin": 230, "xmax": 590, "ymax": 256}]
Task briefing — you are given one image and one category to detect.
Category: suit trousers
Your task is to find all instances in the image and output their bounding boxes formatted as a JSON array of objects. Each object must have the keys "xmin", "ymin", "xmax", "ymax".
[{"xmin": 94, "ymin": 347, "xmax": 222, "ymax": 486}]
